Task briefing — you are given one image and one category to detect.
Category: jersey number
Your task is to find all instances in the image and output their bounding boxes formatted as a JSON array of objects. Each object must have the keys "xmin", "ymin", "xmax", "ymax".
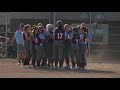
[
  {"xmin": 57, "ymin": 33, "xmax": 63, "ymax": 39},
  {"xmin": 76, "ymin": 39, "xmax": 78, "ymax": 43}
]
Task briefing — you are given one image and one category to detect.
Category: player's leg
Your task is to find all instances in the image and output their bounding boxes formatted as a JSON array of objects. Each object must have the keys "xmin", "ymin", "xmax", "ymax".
[
  {"xmin": 30, "ymin": 42, "xmax": 36, "ymax": 67},
  {"xmin": 71, "ymin": 47, "xmax": 76, "ymax": 68},
  {"xmin": 48, "ymin": 42, "xmax": 53, "ymax": 67},
  {"xmin": 25, "ymin": 41, "xmax": 31, "ymax": 65},
  {"xmin": 41, "ymin": 46, "xmax": 47, "ymax": 67},
  {"xmin": 84, "ymin": 46, "xmax": 88, "ymax": 67},
  {"xmin": 81, "ymin": 45, "xmax": 86, "ymax": 69},
  {"xmin": 23, "ymin": 41, "xmax": 28, "ymax": 66},
  {"xmin": 79, "ymin": 43, "xmax": 84, "ymax": 68},
  {"xmin": 21, "ymin": 45, "xmax": 25, "ymax": 64},
  {"xmin": 28, "ymin": 41, "xmax": 31, "ymax": 65},
  {"xmin": 50, "ymin": 42, "xmax": 54, "ymax": 67},
  {"xmin": 58, "ymin": 46, "xmax": 64, "ymax": 68},
  {"xmin": 58, "ymin": 40, "xmax": 64, "ymax": 68},
  {"xmin": 45, "ymin": 43, "xmax": 50, "ymax": 67},
  {"xmin": 36, "ymin": 46, "xmax": 41, "ymax": 68},
  {"xmin": 17, "ymin": 45, "xmax": 22, "ymax": 65},
  {"xmin": 53, "ymin": 40, "xmax": 58, "ymax": 67},
  {"xmin": 65, "ymin": 46, "xmax": 70, "ymax": 68},
  {"xmin": 62, "ymin": 47, "xmax": 65, "ymax": 67},
  {"xmin": 75, "ymin": 46, "xmax": 80, "ymax": 69}
]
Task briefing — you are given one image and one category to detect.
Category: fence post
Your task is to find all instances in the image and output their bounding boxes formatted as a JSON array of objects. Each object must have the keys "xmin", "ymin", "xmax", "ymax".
[{"xmin": 5, "ymin": 12, "xmax": 8, "ymax": 58}]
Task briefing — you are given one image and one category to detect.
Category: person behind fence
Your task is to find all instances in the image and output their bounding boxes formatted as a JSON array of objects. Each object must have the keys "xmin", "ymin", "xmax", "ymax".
[
  {"xmin": 0, "ymin": 42, "xmax": 5, "ymax": 58},
  {"xmin": 53, "ymin": 20, "xmax": 65, "ymax": 69},
  {"xmin": 7, "ymin": 41, "xmax": 16, "ymax": 58},
  {"xmin": 12, "ymin": 23, "xmax": 25, "ymax": 65}
]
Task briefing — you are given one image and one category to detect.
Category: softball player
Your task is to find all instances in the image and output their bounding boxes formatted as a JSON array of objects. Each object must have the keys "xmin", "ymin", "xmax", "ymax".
[
  {"xmin": 63, "ymin": 24, "xmax": 71, "ymax": 68},
  {"xmin": 53, "ymin": 20, "xmax": 65, "ymax": 68},
  {"xmin": 45, "ymin": 24, "xmax": 54, "ymax": 67},
  {"xmin": 70, "ymin": 27, "xmax": 80, "ymax": 69}
]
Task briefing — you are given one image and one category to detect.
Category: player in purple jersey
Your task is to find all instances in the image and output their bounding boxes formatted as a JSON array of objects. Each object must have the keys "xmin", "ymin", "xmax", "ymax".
[
  {"xmin": 45, "ymin": 24, "xmax": 54, "ymax": 67},
  {"xmin": 38, "ymin": 26, "xmax": 48, "ymax": 67},
  {"xmin": 53, "ymin": 20, "xmax": 65, "ymax": 69},
  {"xmin": 63, "ymin": 24, "xmax": 71, "ymax": 69},
  {"xmin": 22, "ymin": 24, "xmax": 31, "ymax": 68},
  {"xmin": 80, "ymin": 26, "xmax": 90, "ymax": 70},
  {"xmin": 70, "ymin": 27, "xmax": 80, "ymax": 69},
  {"xmin": 29, "ymin": 25, "xmax": 37, "ymax": 68},
  {"xmin": 35, "ymin": 26, "xmax": 47, "ymax": 68},
  {"xmin": 80, "ymin": 23, "xmax": 92, "ymax": 59}
]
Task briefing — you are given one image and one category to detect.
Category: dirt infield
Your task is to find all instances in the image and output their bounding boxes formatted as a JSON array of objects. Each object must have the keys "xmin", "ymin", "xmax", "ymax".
[{"xmin": 0, "ymin": 58, "xmax": 120, "ymax": 78}]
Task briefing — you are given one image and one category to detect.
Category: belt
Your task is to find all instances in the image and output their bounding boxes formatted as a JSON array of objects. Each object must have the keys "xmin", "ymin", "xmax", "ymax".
[{"xmin": 55, "ymin": 39, "xmax": 63, "ymax": 41}]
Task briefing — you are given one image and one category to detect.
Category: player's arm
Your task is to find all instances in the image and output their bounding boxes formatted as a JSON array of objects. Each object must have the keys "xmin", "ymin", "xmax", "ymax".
[
  {"xmin": 28, "ymin": 32, "xmax": 32, "ymax": 41},
  {"xmin": 69, "ymin": 33, "xmax": 73, "ymax": 40},
  {"xmin": 79, "ymin": 34, "xmax": 81, "ymax": 43},
  {"xmin": 52, "ymin": 29, "xmax": 55, "ymax": 39},
  {"xmin": 12, "ymin": 32, "xmax": 16, "ymax": 42},
  {"xmin": 80, "ymin": 34, "xmax": 84, "ymax": 43},
  {"xmin": 87, "ymin": 37, "xmax": 91, "ymax": 42},
  {"xmin": 88, "ymin": 32, "xmax": 92, "ymax": 42},
  {"xmin": 65, "ymin": 31, "xmax": 68, "ymax": 40},
  {"xmin": 47, "ymin": 31, "xmax": 53, "ymax": 38}
]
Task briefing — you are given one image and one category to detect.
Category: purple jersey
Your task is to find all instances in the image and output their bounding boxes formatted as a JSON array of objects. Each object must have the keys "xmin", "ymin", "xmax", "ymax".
[
  {"xmin": 72, "ymin": 34, "xmax": 80, "ymax": 44},
  {"xmin": 81, "ymin": 33, "xmax": 89, "ymax": 48},
  {"xmin": 54, "ymin": 28, "xmax": 65, "ymax": 40}
]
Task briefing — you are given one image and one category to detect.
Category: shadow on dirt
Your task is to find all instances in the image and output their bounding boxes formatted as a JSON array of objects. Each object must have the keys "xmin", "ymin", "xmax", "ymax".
[{"xmin": 33, "ymin": 67, "xmax": 115, "ymax": 74}]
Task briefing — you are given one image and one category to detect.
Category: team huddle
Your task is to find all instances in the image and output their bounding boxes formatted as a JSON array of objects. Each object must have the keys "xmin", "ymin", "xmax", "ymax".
[{"xmin": 12, "ymin": 20, "xmax": 92, "ymax": 70}]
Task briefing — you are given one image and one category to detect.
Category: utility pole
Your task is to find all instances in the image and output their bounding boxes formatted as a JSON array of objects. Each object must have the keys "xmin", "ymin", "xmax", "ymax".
[{"xmin": 5, "ymin": 12, "xmax": 8, "ymax": 58}]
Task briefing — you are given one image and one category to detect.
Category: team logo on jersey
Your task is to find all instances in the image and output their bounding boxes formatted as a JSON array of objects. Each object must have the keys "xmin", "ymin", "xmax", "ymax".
[{"xmin": 72, "ymin": 34, "xmax": 80, "ymax": 44}]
